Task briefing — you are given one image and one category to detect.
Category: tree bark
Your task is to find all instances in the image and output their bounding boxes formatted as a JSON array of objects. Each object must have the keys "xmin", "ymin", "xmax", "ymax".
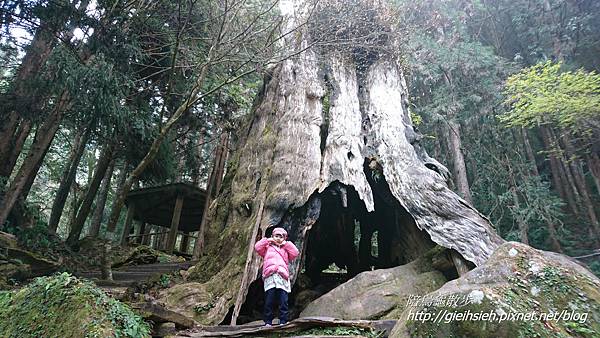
[
  {"xmin": 587, "ymin": 153, "xmax": 600, "ymax": 197},
  {"xmin": 0, "ymin": 120, "xmax": 33, "ymax": 183},
  {"xmin": 66, "ymin": 144, "xmax": 115, "ymax": 246},
  {"xmin": 559, "ymin": 135, "xmax": 600, "ymax": 238},
  {"xmin": 120, "ymin": 205, "xmax": 136, "ymax": 246},
  {"xmin": 88, "ymin": 158, "xmax": 116, "ymax": 238},
  {"xmin": 540, "ymin": 127, "xmax": 578, "ymax": 216},
  {"xmin": 517, "ymin": 129, "xmax": 563, "ymax": 251},
  {"xmin": 192, "ymin": 132, "xmax": 229, "ymax": 259},
  {"xmin": 0, "ymin": 91, "xmax": 71, "ymax": 228},
  {"xmin": 447, "ymin": 120, "xmax": 473, "ymax": 204},
  {"xmin": 171, "ymin": 6, "xmax": 503, "ymax": 324},
  {"xmin": 48, "ymin": 125, "xmax": 91, "ymax": 233},
  {"xmin": 20, "ymin": 140, "xmax": 52, "ymax": 203},
  {"xmin": 504, "ymin": 154, "xmax": 529, "ymax": 244},
  {"xmin": 105, "ymin": 161, "xmax": 129, "ymax": 232},
  {"xmin": 521, "ymin": 128, "xmax": 540, "ymax": 176},
  {"xmin": 0, "ymin": 25, "xmax": 58, "ymax": 148}
]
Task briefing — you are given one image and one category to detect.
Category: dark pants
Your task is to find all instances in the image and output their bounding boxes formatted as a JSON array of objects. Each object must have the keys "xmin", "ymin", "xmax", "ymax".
[{"xmin": 264, "ymin": 287, "xmax": 288, "ymax": 325}]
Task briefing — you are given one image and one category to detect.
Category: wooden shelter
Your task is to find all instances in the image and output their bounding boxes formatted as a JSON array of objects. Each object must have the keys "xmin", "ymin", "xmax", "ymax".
[{"xmin": 123, "ymin": 183, "xmax": 207, "ymax": 254}]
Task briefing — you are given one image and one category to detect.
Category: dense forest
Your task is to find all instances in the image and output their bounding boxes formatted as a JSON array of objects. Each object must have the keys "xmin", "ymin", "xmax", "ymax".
[{"xmin": 1, "ymin": 0, "xmax": 600, "ymax": 337}]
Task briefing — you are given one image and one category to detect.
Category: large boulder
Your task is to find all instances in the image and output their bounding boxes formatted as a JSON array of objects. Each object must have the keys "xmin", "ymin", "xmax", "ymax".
[
  {"xmin": 158, "ymin": 282, "xmax": 230, "ymax": 324},
  {"xmin": 391, "ymin": 242, "xmax": 600, "ymax": 337},
  {"xmin": 300, "ymin": 261, "xmax": 447, "ymax": 320},
  {"xmin": 0, "ymin": 273, "xmax": 150, "ymax": 337},
  {"xmin": 0, "ymin": 231, "xmax": 60, "ymax": 288}
]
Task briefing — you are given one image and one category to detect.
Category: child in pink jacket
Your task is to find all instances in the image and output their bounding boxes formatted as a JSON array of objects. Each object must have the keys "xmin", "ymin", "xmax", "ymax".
[{"xmin": 254, "ymin": 227, "xmax": 299, "ymax": 326}]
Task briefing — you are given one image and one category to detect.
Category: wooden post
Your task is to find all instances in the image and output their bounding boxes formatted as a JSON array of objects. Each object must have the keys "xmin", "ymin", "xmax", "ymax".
[
  {"xmin": 141, "ymin": 223, "xmax": 151, "ymax": 245},
  {"xmin": 100, "ymin": 243, "xmax": 113, "ymax": 281},
  {"xmin": 166, "ymin": 195, "xmax": 184, "ymax": 254},
  {"xmin": 180, "ymin": 232, "xmax": 190, "ymax": 253},
  {"xmin": 120, "ymin": 204, "xmax": 136, "ymax": 245},
  {"xmin": 156, "ymin": 230, "xmax": 167, "ymax": 250},
  {"xmin": 152, "ymin": 227, "xmax": 161, "ymax": 249},
  {"xmin": 136, "ymin": 222, "xmax": 146, "ymax": 244}
]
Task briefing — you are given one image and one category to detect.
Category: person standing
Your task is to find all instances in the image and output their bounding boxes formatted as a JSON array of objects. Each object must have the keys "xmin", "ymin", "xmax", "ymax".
[{"xmin": 254, "ymin": 227, "xmax": 299, "ymax": 326}]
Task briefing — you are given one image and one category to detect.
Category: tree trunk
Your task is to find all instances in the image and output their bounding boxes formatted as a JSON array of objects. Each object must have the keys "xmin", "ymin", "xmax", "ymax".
[
  {"xmin": 48, "ymin": 125, "xmax": 91, "ymax": 233},
  {"xmin": 587, "ymin": 153, "xmax": 600, "ymax": 196},
  {"xmin": 105, "ymin": 161, "xmax": 129, "ymax": 232},
  {"xmin": 0, "ymin": 114, "xmax": 21, "ymax": 163},
  {"xmin": 166, "ymin": 2, "xmax": 503, "ymax": 324},
  {"xmin": 106, "ymin": 50, "xmax": 215, "ymax": 233},
  {"xmin": 20, "ymin": 140, "xmax": 52, "ymax": 203},
  {"xmin": 521, "ymin": 128, "xmax": 540, "ymax": 176},
  {"xmin": 559, "ymin": 135, "xmax": 600, "ymax": 239},
  {"xmin": 504, "ymin": 154, "xmax": 529, "ymax": 244},
  {"xmin": 0, "ymin": 24, "xmax": 58, "ymax": 148},
  {"xmin": 88, "ymin": 158, "xmax": 116, "ymax": 238},
  {"xmin": 0, "ymin": 91, "xmax": 71, "ymax": 228},
  {"xmin": 0, "ymin": 120, "xmax": 33, "ymax": 183},
  {"xmin": 518, "ymin": 129, "xmax": 563, "ymax": 251},
  {"xmin": 540, "ymin": 127, "xmax": 578, "ymax": 216},
  {"xmin": 447, "ymin": 120, "xmax": 473, "ymax": 204},
  {"xmin": 66, "ymin": 144, "xmax": 115, "ymax": 246},
  {"xmin": 192, "ymin": 132, "xmax": 229, "ymax": 259}
]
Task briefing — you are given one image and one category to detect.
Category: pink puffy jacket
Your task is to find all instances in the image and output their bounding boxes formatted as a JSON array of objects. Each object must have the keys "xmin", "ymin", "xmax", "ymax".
[{"xmin": 254, "ymin": 238, "xmax": 299, "ymax": 280}]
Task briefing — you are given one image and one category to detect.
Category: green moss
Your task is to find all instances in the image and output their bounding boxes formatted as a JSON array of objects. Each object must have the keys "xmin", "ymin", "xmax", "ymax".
[
  {"xmin": 252, "ymin": 326, "xmax": 382, "ymax": 338},
  {"xmin": 0, "ymin": 272, "xmax": 150, "ymax": 338},
  {"xmin": 406, "ymin": 259, "xmax": 600, "ymax": 338}
]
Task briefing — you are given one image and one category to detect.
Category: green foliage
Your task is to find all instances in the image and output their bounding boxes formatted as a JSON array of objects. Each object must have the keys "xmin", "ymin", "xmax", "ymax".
[
  {"xmin": 283, "ymin": 326, "xmax": 383, "ymax": 337},
  {"xmin": 193, "ymin": 302, "xmax": 215, "ymax": 314},
  {"xmin": 159, "ymin": 273, "xmax": 171, "ymax": 288},
  {"xmin": 0, "ymin": 272, "xmax": 150, "ymax": 338},
  {"xmin": 588, "ymin": 261, "xmax": 600, "ymax": 278},
  {"xmin": 502, "ymin": 61, "xmax": 600, "ymax": 134}
]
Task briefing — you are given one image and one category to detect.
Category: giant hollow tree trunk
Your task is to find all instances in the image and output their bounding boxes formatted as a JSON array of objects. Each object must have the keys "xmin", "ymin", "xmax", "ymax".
[{"xmin": 165, "ymin": 0, "xmax": 504, "ymax": 326}]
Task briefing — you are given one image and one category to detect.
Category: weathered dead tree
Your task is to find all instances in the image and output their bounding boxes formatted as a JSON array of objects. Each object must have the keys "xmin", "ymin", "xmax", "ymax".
[{"xmin": 165, "ymin": 0, "xmax": 504, "ymax": 325}]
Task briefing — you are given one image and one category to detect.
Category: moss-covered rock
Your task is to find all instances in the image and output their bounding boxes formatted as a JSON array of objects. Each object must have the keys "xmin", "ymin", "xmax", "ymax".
[
  {"xmin": 0, "ymin": 272, "xmax": 151, "ymax": 338},
  {"xmin": 390, "ymin": 242, "xmax": 600, "ymax": 337},
  {"xmin": 0, "ymin": 230, "xmax": 60, "ymax": 289},
  {"xmin": 112, "ymin": 245, "xmax": 185, "ymax": 268}
]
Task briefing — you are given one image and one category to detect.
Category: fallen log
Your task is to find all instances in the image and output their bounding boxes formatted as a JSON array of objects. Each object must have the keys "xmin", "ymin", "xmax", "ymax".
[{"xmin": 174, "ymin": 317, "xmax": 396, "ymax": 337}]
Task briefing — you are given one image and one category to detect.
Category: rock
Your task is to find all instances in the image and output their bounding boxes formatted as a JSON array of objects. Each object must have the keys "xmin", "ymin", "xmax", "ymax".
[
  {"xmin": 0, "ymin": 231, "xmax": 60, "ymax": 287},
  {"xmin": 0, "ymin": 231, "xmax": 18, "ymax": 248},
  {"xmin": 390, "ymin": 242, "xmax": 600, "ymax": 337},
  {"xmin": 153, "ymin": 322, "xmax": 176, "ymax": 337},
  {"xmin": 0, "ymin": 272, "xmax": 150, "ymax": 337},
  {"xmin": 300, "ymin": 261, "xmax": 447, "ymax": 320},
  {"xmin": 130, "ymin": 300, "xmax": 196, "ymax": 328},
  {"xmin": 158, "ymin": 282, "xmax": 228, "ymax": 324},
  {"xmin": 5, "ymin": 247, "xmax": 61, "ymax": 276},
  {"xmin": 113, "ymin": 245, "xmax": 185, "ymax": 268},
  {"xmin": 0, "ymin": 261, "xmax": 30, "ymax": 289},
  {"xmin": 295, "ymin": 289, "xmax": 323, "ymax": 314}
]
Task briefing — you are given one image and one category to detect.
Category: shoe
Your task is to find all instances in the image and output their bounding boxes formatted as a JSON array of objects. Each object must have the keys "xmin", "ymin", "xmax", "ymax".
[{"xmin": 263, "ymin": 323, "xmax": 272, "ymax": 327}]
